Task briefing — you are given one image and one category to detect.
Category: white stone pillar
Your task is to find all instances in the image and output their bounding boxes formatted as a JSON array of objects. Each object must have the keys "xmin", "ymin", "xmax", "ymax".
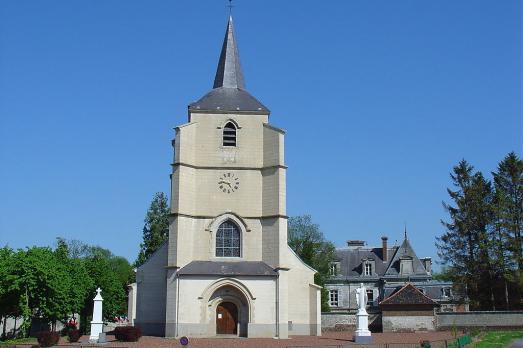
[{"xmin": 89, "ymin": 288, "xmax": 104, "ymax": 343}]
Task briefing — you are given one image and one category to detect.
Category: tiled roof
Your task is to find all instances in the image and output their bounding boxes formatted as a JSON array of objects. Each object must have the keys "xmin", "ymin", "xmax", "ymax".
[{"xmin": 380, "ymin": 283, "xmax": 439, "ymax": 306}]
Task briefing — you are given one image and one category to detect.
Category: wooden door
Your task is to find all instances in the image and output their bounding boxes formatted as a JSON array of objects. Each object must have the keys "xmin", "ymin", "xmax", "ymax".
[{"xmin": 216, "ymin": 302, "xmax": 238, "ymax": 335}]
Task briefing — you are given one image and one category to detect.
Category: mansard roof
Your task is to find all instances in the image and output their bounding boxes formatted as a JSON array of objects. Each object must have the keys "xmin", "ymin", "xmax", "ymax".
[
  {"xmin": 188, "ymin": 16, "xmax": 269, "ymax": 114},
  {"xmin": 177, "ymin": 261, "xmax": 278, "ymax": 277},
  {"xmin": 331, "ymin": 234, "xmax": 430, "ymax": 280},
  {"xmin": 380, "ymin": 283, "xmax": 439, "ymax": 306},
  {"xmin": 334, "ymin": 247, "xmax": 398, "ymax": 278}
]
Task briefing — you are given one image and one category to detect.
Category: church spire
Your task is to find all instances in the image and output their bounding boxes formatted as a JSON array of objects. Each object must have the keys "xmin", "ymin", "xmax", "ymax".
[
  {"xmin": 213, "ymin": 16, "xmax": 245, "ymax": 90},
  {"xmin": 188, "ymin": 15, "xmax": 269, "ymax": 114}
]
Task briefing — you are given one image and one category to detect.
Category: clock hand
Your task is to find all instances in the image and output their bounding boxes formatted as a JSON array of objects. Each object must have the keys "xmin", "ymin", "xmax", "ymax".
[{"xmin": 218, "ymin": 180, "xmax": 232, "ymax": 187}]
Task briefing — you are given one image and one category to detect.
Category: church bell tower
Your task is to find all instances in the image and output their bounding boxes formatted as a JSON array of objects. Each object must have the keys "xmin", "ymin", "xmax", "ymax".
[{"xmin": 136, "ymin": 16, "xmax": 321, "ymax": 339}]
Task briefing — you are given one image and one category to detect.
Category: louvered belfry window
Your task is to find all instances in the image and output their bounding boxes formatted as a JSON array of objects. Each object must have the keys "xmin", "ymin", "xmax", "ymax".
[
  {"xmin": 216, "ymin": 221, "xmax": 241, "ymax": 257},
  {"xmin": 223, "ymin": 122, "xmax": 237, "ymax": 146}
]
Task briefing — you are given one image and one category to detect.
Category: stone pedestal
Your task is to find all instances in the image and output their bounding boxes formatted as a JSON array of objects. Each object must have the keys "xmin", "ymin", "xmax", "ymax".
[
  {"xmin": 89, "ymin": 288, "xmax": 104, "ymax": 343},
  {"xmin": 354, "ymin": 309, "xmax": 372, "ymax": 343}
]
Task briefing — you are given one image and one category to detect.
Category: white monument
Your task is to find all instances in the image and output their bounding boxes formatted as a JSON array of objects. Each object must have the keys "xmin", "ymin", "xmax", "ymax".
[
  {"xmin": 89, "ymin": 288, "xmax": 104, "ymax": 343},
  {"xmin": 354, "ymin": 283, "xmax": 372, "ymax": 344}
]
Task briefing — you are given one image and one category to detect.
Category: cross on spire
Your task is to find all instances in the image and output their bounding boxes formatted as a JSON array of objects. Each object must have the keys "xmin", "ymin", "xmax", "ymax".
[{"xmin": 227, "ymin": 0, "xmax": 234, "ymax": 15}]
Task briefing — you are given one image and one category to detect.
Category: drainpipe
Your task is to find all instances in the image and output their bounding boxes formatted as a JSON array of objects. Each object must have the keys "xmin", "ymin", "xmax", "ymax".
[
  {"xmin": 175, "ymin": 273, "xmax": 180, "ymax": 337},
  {"xmin": 275, "ymin": 272, "xmax": 279, "ymax": 338}
]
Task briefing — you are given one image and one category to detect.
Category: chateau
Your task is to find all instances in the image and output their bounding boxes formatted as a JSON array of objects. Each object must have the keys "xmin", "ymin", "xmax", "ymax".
[{"xmin": 134, "ymin": 16, "xmax": 321, "ymax": 338}]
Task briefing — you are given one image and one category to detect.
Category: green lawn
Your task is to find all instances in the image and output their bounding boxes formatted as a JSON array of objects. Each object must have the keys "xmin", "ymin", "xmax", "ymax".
[
  {"xmin": 0, "ymin": 337, "xmax": 37, "ymax": 346},
  {"xmin": 473, "ymin": 331, "xmax": 523, "ymax": 348}
]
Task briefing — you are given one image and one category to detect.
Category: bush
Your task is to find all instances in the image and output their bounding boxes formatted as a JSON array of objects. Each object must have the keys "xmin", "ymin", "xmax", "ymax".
[
  {"xmin": 36, "ymin": 331, "xmax": 60, "ymax": 347},
  {"xmin": 114, "ymin": 326, "xmax": 142, "ymax": 342},
  {"xmin": 67, "ymin": 329, "xmax": 81, "ymax": 343}
]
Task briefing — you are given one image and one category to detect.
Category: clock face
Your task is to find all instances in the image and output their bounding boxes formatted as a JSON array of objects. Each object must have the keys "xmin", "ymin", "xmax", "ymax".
[{"xmin": 218, "ymin": 172, "xmax": 240, "ymax": 194}]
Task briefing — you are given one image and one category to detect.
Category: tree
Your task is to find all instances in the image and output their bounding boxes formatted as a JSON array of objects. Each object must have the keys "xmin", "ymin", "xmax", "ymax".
[
  {"xmin": 7, "ymin": 247, "xmax": 72, "ymax": 335},
  {"xmin": 492, "ymin": 152, "xmax": 523, "ymax": 308},
  {"xmin": 54, "ymin": 239, "xmax": 93, "ymax": 320},
  {"xmin": 135, "ymin": 192, "xmax": 170, "ymax": 267},
  {"xmin": 437, "ymin": 160, "xmax": 495, "ymax": 309},
  {"xmin": 0, "ymin": 247, "xmax": 19, "ymax": 338},
  {"xmin": 288, "ymin": 215, "xmax": 336, "ymax": 312},
  {"xmin": 492, "ymin": 152, "xmax": 523, "ymax": 271}
]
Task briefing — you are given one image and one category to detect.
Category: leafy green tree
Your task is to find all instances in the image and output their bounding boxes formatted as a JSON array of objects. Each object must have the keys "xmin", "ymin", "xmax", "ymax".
[
  {"xmin": 55, "ymin": 239, "xmax": 93, "ymax": 319},
  {"xmin": 0, "ymin": 247, "xmax": 20, "ymax": 338},
  {"xmin": 288, "ymin": 215, "xmax": 335, "ymax": 312},
  {"xmin": 135, "ymin": 192, "xmax": 170, "ymax": 267},
  {"xmin": 6, "ymin": 247, "xmax": 72, "ymax": 335},
  {"xmin": 83, "ymin": 254, "xmax": 127, "ymax": 321}
]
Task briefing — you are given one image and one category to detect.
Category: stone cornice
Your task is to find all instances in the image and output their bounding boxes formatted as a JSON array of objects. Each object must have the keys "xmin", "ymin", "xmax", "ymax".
[
  {"xmin": 171, "ymin": 162, "xmax": 287, "ymax": 170},
  {"xmin": 169, "ymin": 212, "xmax": 288, "ymax": 220}
]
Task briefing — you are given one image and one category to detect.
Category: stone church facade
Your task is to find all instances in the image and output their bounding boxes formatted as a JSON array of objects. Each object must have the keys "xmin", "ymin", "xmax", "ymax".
[{"xmin": 134, "ymin": 16, "xmax": 321, "ymax": 338}]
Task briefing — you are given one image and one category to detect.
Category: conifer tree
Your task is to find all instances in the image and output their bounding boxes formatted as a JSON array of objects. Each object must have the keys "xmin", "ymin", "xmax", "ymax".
[
  {"xmin": 437, "ymin": 160, "xmax": 495, "ymax": 309},
  {"xmin": 135, "ymin": 192, "xmax": 170, "ymax": 267},
  {"xmin": 492, "ymin": 152, "xmax": 523, "ymax": 271}
]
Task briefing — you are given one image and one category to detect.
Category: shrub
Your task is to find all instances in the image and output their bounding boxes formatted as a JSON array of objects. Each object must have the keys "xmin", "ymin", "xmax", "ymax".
[
  {"xmin": 36, "ymin": 331, "xmax": 60, "ymax": 347},
  {"xmin": 420, "ymin": 340, "xmax": 431, "ymax": 348},
  {"xmin": 114, "ymin": 326, "xmax": 142, "ymax": 342},
  {"xmin": 67, "ymin": 329, "xmax": 81, "ymax": 343}
]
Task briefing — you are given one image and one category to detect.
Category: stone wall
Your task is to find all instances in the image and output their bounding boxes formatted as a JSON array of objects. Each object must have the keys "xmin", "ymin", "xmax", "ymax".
[
  {"xmin": 321, "ymin": 313, "xmax": 381, "ymax": 332},
  {"xmin": 322, "ymin": 313, "xmax": 356, "ymax": 331},
  {"xmin": 436, "ymin": 311, "xmax": 523, "ymax": 330},
  {"xmin": 382, "ymin": 315, "xmax": 435, "ymax": 332}
]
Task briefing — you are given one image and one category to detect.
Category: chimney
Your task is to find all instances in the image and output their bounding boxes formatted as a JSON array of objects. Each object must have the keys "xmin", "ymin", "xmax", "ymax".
[
  {"xmin": 381, "ymin": 236, "xmax": 388, "ymax": 262},
  {"xmin": 421, "ymin": 257, "xmax": 432, "ymax": 274},
  {"xmin": 347, "ymin": 240, "xmax": 365, "ymax": 249}
]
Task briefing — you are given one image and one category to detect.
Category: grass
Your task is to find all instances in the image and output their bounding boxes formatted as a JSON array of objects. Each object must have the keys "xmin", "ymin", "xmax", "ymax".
[
  {"xmin": 0, "ymin": 337, "xmax": 37, "ymax": 346},
  {"xmin": 473, "ymin": 331, "xmax": 523, "ymax": 348}
]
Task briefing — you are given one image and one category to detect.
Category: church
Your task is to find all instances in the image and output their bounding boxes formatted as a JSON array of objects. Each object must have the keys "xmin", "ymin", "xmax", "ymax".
[{"xmin": 133, "ymin": 16, "xmax": 322, "ymax": 338}]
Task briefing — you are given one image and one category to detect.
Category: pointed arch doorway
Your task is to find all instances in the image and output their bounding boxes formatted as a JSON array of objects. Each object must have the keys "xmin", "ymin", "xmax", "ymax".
[{"xmin": 216, "ymin": 302, "xmax": 238, "ymax": 335}]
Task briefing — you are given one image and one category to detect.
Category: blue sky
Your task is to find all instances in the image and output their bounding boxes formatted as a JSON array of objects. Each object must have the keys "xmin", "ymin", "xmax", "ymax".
[{"xmin": 1, "ymin": 1, "xmax": 521, "ymax": 267}]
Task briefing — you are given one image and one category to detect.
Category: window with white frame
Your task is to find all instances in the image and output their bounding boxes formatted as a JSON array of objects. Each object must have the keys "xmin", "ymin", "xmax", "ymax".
[
  {"xmin": 329, "ymin": 289, "xmax": 339, "ymax": 307},
  {"xmin": 366, "ymin": 289, "xmax": 374, "ymax": 306},
  {"xmin": 364, "ymin": 262, "xmax": 372, "ymax": 276},
  {"xmin": 329, "ymin": 262, "xmax": 340, "ymax": 276}
]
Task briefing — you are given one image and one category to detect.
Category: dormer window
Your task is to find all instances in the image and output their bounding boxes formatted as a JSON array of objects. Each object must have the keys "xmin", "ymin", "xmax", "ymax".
[
  {"xmin": 364, "ymin": 263, "xmax": 372, "ymax": 276},
  {"xmin": 330, "ymin": 262, "xmax": 340, "ymax": 276},
  {"xmin": 400, "ymin": 256, "xmax": 414, "ymax": 275},
  {"xmin": 223, "ymin": 122, "xmax": 237, "ymax": 147}
]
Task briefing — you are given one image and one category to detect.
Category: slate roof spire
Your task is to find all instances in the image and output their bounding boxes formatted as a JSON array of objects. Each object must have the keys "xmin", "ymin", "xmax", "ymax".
[
  {"xmin": 213, "ymin": 16, "xmax": 245, "ymax": 90},
  {"xmin": 188, "ymin": 15, "xmax": 269, "ymax": 114}
]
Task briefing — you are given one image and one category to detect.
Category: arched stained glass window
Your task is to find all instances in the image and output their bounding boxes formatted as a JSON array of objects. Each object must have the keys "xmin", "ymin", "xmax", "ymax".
[
  {"xmin": 216, "ymin": 221, "xmax": 241, "ymax": 257},
  {"xmin": 223, "ymin": 122, "xmax": 237, "ymax": 147}
]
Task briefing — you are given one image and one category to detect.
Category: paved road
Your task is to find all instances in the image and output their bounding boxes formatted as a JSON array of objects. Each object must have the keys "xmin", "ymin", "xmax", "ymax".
[{"xmin": 510, "ymin": 339, "xmax": 523, "ymax": 348}]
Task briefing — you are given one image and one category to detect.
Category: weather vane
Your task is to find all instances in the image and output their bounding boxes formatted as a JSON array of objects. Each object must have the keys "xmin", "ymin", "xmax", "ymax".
[{"xmin": 227, "ymin": 0, "xmax": 234, "ymax": 15}]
